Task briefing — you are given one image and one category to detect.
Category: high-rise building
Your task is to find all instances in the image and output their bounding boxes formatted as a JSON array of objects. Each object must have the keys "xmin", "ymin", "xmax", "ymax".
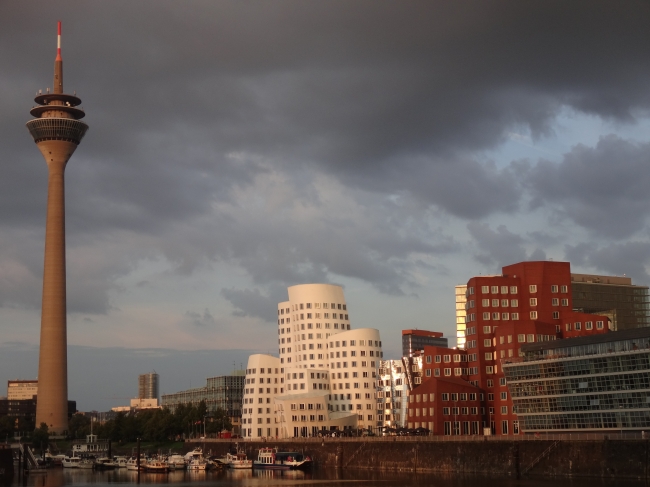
[
  {"xmin": 402, "ymin": 330, "xmax": 448, "ymax": 358},
  {"xmin": 7, "ymin": 380, "xmax": 38, "ymax": 400},
  {"xmin": 27, "ymin": 23, "xmax": 89, "ymax": 434},
  {"xmin": 571, "ymin": 273, "xmax": 650, "ymax": 330},
  {"xmin": 463, "ymin": 261, "xmax": 610, "ymax": 435},
  {"xmin": 408, "ymin": 261, "xmax": 612, "ymax": 436},
  {"xmin": 138, "ymin": 372, "xmax": 159, "ymax": 400},
  {"xmin": 455, "ymin": 285, "xmax": 467, "ymax": 349},
  {"xmin": 241, "ymin": 284, "xmax": 384, "ymax": 438}
]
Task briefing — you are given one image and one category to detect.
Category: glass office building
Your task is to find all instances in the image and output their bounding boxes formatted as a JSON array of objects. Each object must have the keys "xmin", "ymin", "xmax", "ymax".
[
  {"xmin": 162, "ymin": 373, "xmax": 245, "ymax": 434},
  {"xmin": 503, "ymin": 327, "xmax": 650, "ymax": 432},
  {"xmin": 571, "ymin": 273, "xmax": 650, "ymax": 331}
]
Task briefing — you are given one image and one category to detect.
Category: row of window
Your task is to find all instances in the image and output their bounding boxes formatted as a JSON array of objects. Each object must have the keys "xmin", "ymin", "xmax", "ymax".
[
  {"xmin": 330, "ymin": 360, "xmax": 376, "ymax": 368},
  {"xmin": 278, "ymin": 322, "xmax": 349, "ymax": 331}
]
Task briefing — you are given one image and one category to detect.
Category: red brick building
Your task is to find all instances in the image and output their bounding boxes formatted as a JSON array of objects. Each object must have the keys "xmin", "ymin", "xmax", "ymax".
[{"xmin": 408, "ymin": 261, "xmax": 610, "ymax": 436}]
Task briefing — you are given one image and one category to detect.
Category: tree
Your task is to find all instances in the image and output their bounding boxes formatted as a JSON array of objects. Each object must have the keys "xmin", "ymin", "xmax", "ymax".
[
  {"xmin": 32, "ymin": 423, "xmax": 49, "ymax": 455},
  {"xmin": 68, "ymin": 414, "xmax": 91, "ymax": 439},
  {"xmin": 0, "ymin": 416, "xmax": 15, "ymax": 441},
  {"xmin": 205, "ymin": 408, "xmax": 232, "ymax": 436}
]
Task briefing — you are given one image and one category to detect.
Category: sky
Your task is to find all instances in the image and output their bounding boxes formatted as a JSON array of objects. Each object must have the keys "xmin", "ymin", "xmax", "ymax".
[{"xmin": 1, "ymin": 1, "xmax": 650, "ymax": 411}]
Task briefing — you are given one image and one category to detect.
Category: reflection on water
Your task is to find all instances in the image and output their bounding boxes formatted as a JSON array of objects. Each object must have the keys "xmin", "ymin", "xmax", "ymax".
[{"xmin": 6, "ymin": 467, "xmax": 649, "ymax": 487}]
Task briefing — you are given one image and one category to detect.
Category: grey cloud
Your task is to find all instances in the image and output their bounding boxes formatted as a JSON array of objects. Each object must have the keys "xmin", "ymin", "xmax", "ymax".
[
  {"xmin": 184, "ymin": 309, "xmax": 217, "ymax": 328},
  {"xmin": 221, "ymin": 287, "xmax": 281, "ymax": 321},
  {"xmin": 527, "ymin": 135, "xmax": 650, "ymax": 237},
  {"xmin": 565, "ymin": 241, "xmax": 650, "ymax": 283},
  {"xmin": 468, "ymin": 222, "xmax": 546, "ymax": 270}
]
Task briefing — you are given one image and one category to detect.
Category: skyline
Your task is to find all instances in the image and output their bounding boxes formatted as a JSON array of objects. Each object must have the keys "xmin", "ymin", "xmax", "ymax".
[{"xmin": 2, "ymin": 1, "xmax": 650, "ymax": 411}]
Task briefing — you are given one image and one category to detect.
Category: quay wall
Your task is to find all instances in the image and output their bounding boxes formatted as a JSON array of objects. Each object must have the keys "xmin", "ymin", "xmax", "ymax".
[{"xmin": 187, "ymin": 438, "xmax": 650, "ymax": 479}]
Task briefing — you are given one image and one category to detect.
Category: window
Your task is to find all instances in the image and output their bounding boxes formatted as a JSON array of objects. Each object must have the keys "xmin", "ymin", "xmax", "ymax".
[
  {"xmin": 499, "ymin": 377, "xmax": 506, "ymax": 386},
  {"xmin": 443, "ymin": 355, "xmax": 451, "ymax": 363},
  {"xmin": 518, "ymin": 334, "xmax": 525, "ymax": 343},
  {"xmin": 492, "ymin": 299, "xmax": 499, "ymax": 307},
  {"xmin": 565, "ymin": 323, "xmax": 572, "ymax": 332},
  {"xmin": 586, "ymin": 321, "xmax": 593, "ymax": 330},
  {"xmin": 552, "ymin": 311, "xmax": 560, "ymax": 319},
  {"xmin": 483, "ymin": 326, "xmax": 491, "ymax": 333},
  {"xmin": 561, "ymin": 298, "xmax": 569, "ymax": 306},
  {"xmin": 561, "ymin": 285, "xmax": 568, "ymax": 293},
  {"xmin": 527, "ymin": 334, "xmax": 534, "ymax": 343},
  {"xmin": 551, "ymin": 285, "xmax": 558, "ymax": 293},
  {"xmin": 482, "ymin": 299, "xmax": 490, "ymax": 307},
  {"xmin": 510, "ymin": 286, "xmax": 518, "ymax": 294},
  {"xmin": 510, "ymin": 299, "xmax": 518, "ymax": 307},
  {"xmin": 491, "ymin": 286, "xmax": 499, "ymax": 293},
  {"xmin": 483, "ymin": 312, "xmax": 490, "ymax": 320},
  {"xmin": 529, "ymin": 285, "xmax": 537, "ymax": 293},
  {"xmin": 483, "ymin": 339, "xmax": 491, "ymax": 347},
  {"xmin": 530, "ymin": 311, "xmax": 538, "ymax": 319},
  {"xmin": 597, "ymin": 320, "xmax": 604, "ymax": 329},
  {"xmin": 502, "ymin": 313, "xmax": 509, "ymax": 320},
  {"xmin": 575, "ymin": 322, "xmax": 581, "ymax": 330},
  {"xmin": 444, "ymin": 368, "xmax": 451, "ymax": 376},
  {"xmin": 492, "ymin": 312, "xmax": 500, "ymax": 320},
  {"xmin": 529, "ymin": 298, "xmax": 537, "ymax": 306},
  {"xmin": 511, "ymin": 312, "xmax": 519, "ymax": 320},
  {"xmin": 435, "ymin": 355, "xmax": 441, "ymax": 363},
  {"xmin": 441, "ymin": 393, "xmax": 449, "ymax": 401},
  {"xmin": 501, "ymin": 299, "xmax": 509, "ymax": 307},
  {"xmin": 481, "ymin": 286, "xmax": 489, "ymax": 293},
  {"xmin": 501, "ymin": 406, "xmax": 508, "ymax": 414},
  {"xmin": 484, "ymin": 352, "xmax": 492, "ymax": 360},
  {"xmin": 500, "ymin": 392, "xmax": 507, "ymax": 400},
  {"xmin": 485, "ymin": 366, "xmax": 494, "ymax": 374},
  {"xmin": 500, "ymin": 286, "xmax": 509, "ymax": 294}
]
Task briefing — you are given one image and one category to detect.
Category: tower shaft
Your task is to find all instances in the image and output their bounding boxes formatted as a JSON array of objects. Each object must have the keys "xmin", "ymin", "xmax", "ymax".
[{"xmin": 35, "ymin": 147, "xmax": 71, "ymax": 433}]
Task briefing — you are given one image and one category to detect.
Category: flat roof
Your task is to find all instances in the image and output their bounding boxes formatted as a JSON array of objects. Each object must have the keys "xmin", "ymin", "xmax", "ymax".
[{"xmin": 521, "ymin": 327, "xmax": 650, "ymax": 353}]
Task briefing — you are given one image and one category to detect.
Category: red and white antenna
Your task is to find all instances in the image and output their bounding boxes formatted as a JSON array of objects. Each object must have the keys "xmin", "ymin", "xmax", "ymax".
[{"xmin": 56, "ymin": 21, "xmax": 62, "ymax": 61}]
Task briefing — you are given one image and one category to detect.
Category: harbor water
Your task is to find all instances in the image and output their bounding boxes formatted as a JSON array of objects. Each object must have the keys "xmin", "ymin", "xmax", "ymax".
[{"xmin": 3, "ymin": 468, "xmax": 647, "ymax": 487}]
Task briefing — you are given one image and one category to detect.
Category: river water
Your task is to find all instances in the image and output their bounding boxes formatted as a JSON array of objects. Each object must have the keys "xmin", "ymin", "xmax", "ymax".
[{"xmin": 3, "ymin": 468, "xmax": 646, "ymax": 487}]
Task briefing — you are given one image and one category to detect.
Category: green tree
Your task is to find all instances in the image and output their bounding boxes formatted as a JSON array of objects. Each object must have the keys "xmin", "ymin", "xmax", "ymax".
[
  {"xmin": 32, "ymin": 423, "xmax": 49, "ymax": 455},
  {"xmin": 68, "ymin": 414, "xmax": 91, "ymax": 439},
  {"xmin": 205, "ymin": 408, "xmax": 232, "ymax": 436}
]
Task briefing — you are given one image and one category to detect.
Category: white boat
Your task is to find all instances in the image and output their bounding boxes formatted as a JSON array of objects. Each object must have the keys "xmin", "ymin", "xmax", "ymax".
[
  {"xmin": 62, "ymin": 456, "xmax": 81, "ymax": 468},
  {"xmin": 253, "ymin": 448, "xmax": 312, "ymax": 470},
  {"xmin": 187, "ymin": 458, "xmax": 208, "ymax": 471},
  {"xmin": 166, "ymin": 454, "xmax": 186, "ymax": 470},
  {"xmin": 126, "ymin": 457, "xmax": 146, "ymax": 471},
  {"xmin": 78, "ymin": 458, "xmax": 95, "ymax": 469},
  {"xmin": 114, "ymin": 456, "xmax": 128, "ymax": 468},
  {"xmin": 226, "ymin": 451, "xmax": 252, "ymax": 469},
  {"xmin": 183, "ymin": 448, "xmax": 203, "ymax": 462}
]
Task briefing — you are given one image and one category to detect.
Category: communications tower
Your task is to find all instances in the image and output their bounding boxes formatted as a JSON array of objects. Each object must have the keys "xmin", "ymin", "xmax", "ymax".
[{"xmin": 26, "ymin": 22, "xmax": 88, "ymax": 434}]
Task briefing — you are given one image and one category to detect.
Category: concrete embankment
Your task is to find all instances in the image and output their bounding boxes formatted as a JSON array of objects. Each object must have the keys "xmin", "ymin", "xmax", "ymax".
[{"xmin": 188, "ymin": 438, "xmax": 650, "ymax": 479}]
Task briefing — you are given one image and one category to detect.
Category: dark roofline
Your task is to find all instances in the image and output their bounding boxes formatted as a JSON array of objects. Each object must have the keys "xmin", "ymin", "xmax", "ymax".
[{"xmin": 521, "ymin": 327, "xmax": 650, "ymax": 353}]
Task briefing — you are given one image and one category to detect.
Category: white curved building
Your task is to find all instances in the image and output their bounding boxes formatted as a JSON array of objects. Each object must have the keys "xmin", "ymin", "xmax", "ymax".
[{"xmin": 242, "ymin": 284, "xmax": 383, "ymax": 438}]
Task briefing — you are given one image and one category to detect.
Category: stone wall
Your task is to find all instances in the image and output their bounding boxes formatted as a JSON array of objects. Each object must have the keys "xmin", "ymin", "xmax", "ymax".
[{"xmin": 188, "ymin": 438, "xmax": 650, "ymax": 479}]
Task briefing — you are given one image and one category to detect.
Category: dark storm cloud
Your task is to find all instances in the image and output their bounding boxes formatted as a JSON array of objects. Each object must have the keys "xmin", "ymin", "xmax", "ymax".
[
  {"xmin": 566, "ymin": 241, "xmax": 650, "ymax": 283},
  {"xmin": 2, "ymin": 1, "xmax": 650, "ymax": 313},
  {"xmin": 221, "ymin": 288, "xmax": 281, "ymax": 320},
  {"xmin": 468, "ymin": 222, "xmax": 546, "ymax": 270},
  {"xmin": 527, "ymin": 135, "xmax": 650, "ymax": 237}
]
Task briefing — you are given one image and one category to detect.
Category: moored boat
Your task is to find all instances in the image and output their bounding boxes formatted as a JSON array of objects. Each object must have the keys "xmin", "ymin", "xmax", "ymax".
[
  {"xmin": 226, "ymin": 451, "xmax": 252, "ymax": 469},
  {"xmin": 187, "ymin": 457, "xmax": 207, "ymax": 471},
  {"xmin": 143, "ymin": 460, "xmax": 169, "ymax": 473},
  {"xmin": 94, "ymin": 457, "xmax": 117, "ymax": 470},
  {"xmin": 253, "ymin": 448, "xmax": 312, "ymax": 470},
  {"xmin": 77, "ymin": 458, "xmax": 95, "ymax": 469},
  {"xmin": 166, "ymin": 454, "xmax": 186, "ymax": 470},
  {"xmin": 126, "ymin": 457, "xmax": 146, "ymax": 471},
  {"xmin": 62, "ymin": 456, "xmax": 81, "ymax": 468}
]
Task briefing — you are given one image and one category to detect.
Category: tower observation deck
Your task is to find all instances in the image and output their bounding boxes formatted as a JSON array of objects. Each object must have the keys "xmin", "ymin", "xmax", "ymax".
[{"xmin": 26, "ymin": 22, "xmax": 88, "ymax": 435}]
